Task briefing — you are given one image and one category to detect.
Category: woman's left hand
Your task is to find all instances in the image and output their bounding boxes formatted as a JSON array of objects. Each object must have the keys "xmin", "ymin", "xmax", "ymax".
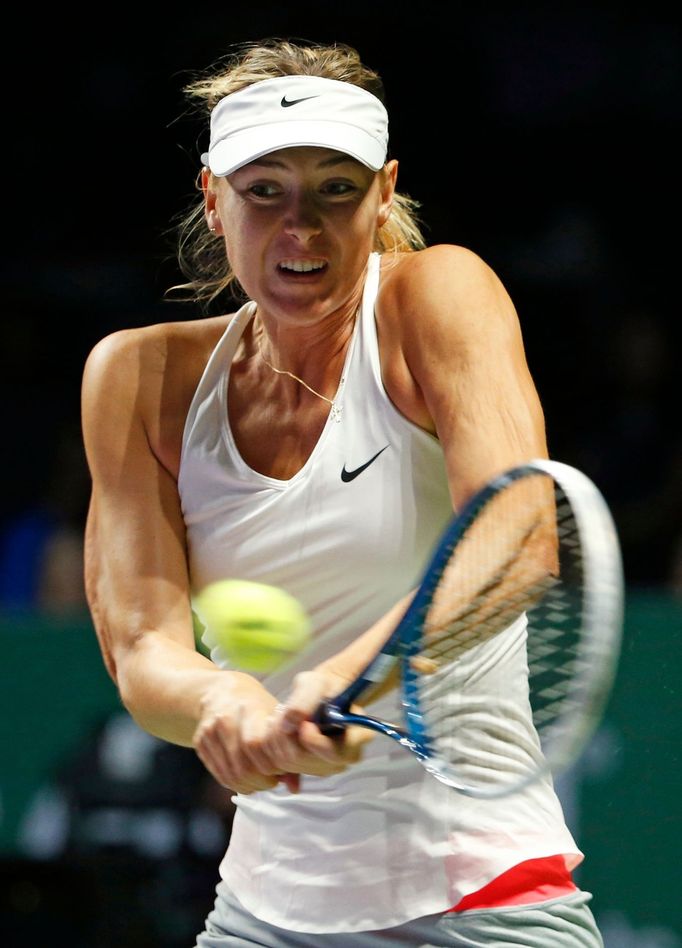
[{"xmin": 260, "ymin": 668, "xmax": 374, "ymax": 791}]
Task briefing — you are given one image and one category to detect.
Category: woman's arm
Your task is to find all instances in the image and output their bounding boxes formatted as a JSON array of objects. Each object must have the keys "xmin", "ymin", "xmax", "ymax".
[
  {"xmin": 83, "ymin": 327, "xmax": 224, "ymax": 739},
  {"xmin": 385, "ymin": 244, "xmax": 550, "ymax": 502},
  {"xmin": 82, "ymin": 327, "xmax": 367, "ymax": 793}
]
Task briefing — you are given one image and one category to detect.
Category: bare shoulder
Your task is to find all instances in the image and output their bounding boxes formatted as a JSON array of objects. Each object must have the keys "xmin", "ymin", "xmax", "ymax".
[
  {"xmin": 378, "ymin": 244, "xmax": 518, "ymax": 343},
  {"xmin": 84, "ymin": 315, "xmax": 230, "ymax": 389},
  {"xmin": 83, "ymin": 314, "xmax": 233, "ymax": 477},
  {"xmin": 373, "ymin": 246, "xmax": 533, "ymax": 439},
  {"xmin": 382, "ymin": 243, "xmax": 490, "ymax": 282}
]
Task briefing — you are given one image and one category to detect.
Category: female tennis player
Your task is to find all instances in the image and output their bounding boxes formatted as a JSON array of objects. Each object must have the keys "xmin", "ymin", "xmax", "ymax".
[{"xmin": 82, "ymin": 39, "xmax": 604, "ymax": 947}]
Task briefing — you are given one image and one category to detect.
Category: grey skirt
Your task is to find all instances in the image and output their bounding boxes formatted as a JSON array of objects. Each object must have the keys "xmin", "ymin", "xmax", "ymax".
[{"xmin": 195, "ymin": 881, "xmax": 603, "ymax": 948}]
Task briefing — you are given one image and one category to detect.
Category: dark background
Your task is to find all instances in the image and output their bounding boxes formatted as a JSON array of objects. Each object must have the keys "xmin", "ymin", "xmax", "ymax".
[
  {"xmin": 1, "ymin": 4, "xmax": 680, "ymax": 946},
  {"xmin": 3, "ymin": 2, "xmax": 680, "ymax": 589}
]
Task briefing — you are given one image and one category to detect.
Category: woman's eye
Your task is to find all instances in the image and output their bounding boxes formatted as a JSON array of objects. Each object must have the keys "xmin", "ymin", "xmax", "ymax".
[
  {"xmin": 248, "ymin": 183, "xmax": 281, "ymax": 198},
  {"xmin": 322, "ymin": 181, "xmax": 357, "ymax": 196}
]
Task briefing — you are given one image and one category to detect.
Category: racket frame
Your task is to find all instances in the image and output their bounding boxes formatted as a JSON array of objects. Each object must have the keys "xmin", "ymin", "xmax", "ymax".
[{"xmin": 316, "ymin": 459, "xmax": 624, "ymax": 796}]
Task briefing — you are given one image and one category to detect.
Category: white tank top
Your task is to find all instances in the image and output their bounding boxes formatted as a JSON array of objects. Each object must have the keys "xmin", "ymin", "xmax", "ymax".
[{"xmin": 179, "ymin": 253, "xmax": 581, "ymax": 933}]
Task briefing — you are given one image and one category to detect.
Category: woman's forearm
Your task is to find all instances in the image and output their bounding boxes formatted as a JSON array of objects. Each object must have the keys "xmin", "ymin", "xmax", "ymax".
[{"xmin": 114, "ymin": 631, "xmax": 262, "ymax": 746}]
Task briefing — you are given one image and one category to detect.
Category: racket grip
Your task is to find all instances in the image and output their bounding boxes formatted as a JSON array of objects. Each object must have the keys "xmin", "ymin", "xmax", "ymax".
[{"xmin": 312, "ymin": 700, "xmax": 348, "ymax": 737}]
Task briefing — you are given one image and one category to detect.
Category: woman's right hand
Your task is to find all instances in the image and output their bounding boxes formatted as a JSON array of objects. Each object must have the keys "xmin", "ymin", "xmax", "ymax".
[{"xmin": 192, "ymin": 671, "xmax": 289, "ymax": 794}]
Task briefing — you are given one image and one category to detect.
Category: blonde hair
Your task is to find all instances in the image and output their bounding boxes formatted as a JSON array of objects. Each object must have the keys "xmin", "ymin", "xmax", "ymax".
[{"xmin": 166, "ymin": 39, "xmax": 426, "ymax": 309}]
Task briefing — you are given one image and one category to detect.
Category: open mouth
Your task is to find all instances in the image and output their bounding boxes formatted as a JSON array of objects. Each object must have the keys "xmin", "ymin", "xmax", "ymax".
[{"xmin": 277, "ymin": 258, "xmax": 328, "ymax": 275}]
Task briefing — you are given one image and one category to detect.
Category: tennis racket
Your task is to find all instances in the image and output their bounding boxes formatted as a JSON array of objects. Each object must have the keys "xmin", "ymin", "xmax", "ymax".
[{"xmin": 315, "ymin": 459, "xmax": 624, "ymax": 798}]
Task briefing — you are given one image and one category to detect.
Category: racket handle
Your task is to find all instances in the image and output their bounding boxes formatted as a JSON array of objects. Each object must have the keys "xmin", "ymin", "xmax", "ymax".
[{"xmin": 312, "ymin": 700, "xmax": 348, "ymax": 737}]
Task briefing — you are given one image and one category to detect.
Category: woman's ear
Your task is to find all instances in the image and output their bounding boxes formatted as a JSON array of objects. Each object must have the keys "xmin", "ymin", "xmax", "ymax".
[
  {"xmin": 377, "ymin": 159, "xmax": 398, "ymax": 228},
  {"xmin": 202, "ymin": 168, "xmax": 224, "ymax": 236}
]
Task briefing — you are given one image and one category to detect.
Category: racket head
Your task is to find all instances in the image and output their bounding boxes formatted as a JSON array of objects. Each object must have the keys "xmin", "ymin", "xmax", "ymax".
[{"xmin": 399, "ymin": 459, "xmax": 624, "ymax": 797}]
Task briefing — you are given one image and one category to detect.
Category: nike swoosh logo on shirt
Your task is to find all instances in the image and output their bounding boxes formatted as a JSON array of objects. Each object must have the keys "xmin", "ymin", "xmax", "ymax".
[
  {"xmin": 341, "ymin": 445, "xmax": 390, "ymax": 482},
  {"xmin": 281, "ymin": 95, "xmax": 319, "ymax": 107}
]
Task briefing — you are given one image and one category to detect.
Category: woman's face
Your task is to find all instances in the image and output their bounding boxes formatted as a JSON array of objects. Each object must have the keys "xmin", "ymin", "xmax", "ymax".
[{"xmin": 205, "ymin": 146, "xmax": 397, "ymax": 324}]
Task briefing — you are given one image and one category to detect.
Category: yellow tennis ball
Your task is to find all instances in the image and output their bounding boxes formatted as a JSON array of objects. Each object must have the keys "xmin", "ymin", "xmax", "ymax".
[{"xmin": 193, "ymin": 579, "xmax": 312, "ymax": 674}]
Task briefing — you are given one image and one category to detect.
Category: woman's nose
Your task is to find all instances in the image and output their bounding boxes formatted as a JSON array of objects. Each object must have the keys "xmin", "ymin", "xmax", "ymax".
[{"xmin": 283, "ymin": 193, "xmax": 322, "ymax": 242}]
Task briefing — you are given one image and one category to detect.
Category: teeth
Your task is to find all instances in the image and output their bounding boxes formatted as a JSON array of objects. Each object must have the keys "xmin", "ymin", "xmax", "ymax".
[{"xmin": 279, "ymin": 259, "xmax": 326, "ymax": 272}]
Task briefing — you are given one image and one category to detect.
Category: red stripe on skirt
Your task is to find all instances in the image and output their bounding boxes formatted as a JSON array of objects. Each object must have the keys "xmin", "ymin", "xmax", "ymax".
[{"xmin": 449, "ymin": 855, "xmax": 577, "ymax": 912}]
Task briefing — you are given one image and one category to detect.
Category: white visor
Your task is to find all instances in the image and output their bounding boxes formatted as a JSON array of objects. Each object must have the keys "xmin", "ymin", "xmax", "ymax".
[{"xmin": 201, "ymin": 75, "xmax": 388, "ymax": 176}]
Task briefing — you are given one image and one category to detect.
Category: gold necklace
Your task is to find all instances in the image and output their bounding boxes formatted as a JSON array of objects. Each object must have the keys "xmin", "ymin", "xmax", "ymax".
[{"xmin": 258, "ymin": 337, "xmax": 345, "ymax": 423}]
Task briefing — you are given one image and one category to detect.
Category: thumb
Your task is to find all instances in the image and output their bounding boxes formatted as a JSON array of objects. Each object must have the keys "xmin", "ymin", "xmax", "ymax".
[
  {"xmin": 276, "ymin": 670, "xmax": 338, "ymax": 733},
  {"xmin": 344, "ymin": 724, "xmax": 375, "ymax": 759},
  {"xmin": 277, "ymin": 773, "xmax": 301, "ymax": 793}
]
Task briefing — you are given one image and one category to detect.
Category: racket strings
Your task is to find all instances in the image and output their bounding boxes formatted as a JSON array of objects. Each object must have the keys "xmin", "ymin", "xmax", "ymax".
[
  {"xmin": 407, "ymin": 477, "xmax": 599, "ymax": 788},
  {"xmin": 419, "ymin": 487, "xmax": 581, "ymax": 648},
  {"xmin": 414, "ymin": 475, "xmax": 561, "ymax": 672}
]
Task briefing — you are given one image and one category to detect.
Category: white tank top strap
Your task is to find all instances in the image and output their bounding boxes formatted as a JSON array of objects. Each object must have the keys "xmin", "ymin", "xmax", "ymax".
[
  {"xmin": 179, "ymin": 300, "xmax": 256, "ymax": 476},
  {"xmin": 357, "ymin": 251, "xmax": 385, "ymax": 387}
]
